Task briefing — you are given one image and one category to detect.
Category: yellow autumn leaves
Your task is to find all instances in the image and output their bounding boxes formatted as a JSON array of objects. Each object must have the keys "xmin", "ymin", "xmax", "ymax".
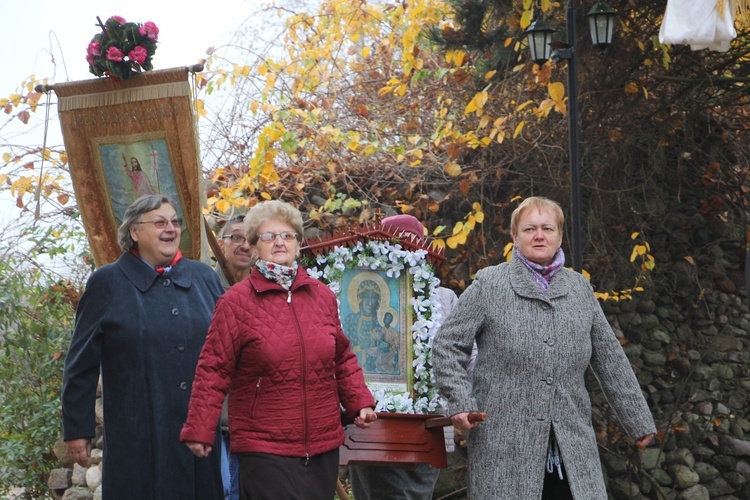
[
  {"xmin": 629, "ymin": 231, "xmax": 656, "ymax": 271},
  {"xmin": 588, "ymin": 232, "xmax": 654, "ymax": 301},
  {"xmin": 196, "ymin": 0, "xmax": 575, "ymax": 254},
  {"xmin": 437, "ymin": 202, "xmax": 485, "ymax": 250}
]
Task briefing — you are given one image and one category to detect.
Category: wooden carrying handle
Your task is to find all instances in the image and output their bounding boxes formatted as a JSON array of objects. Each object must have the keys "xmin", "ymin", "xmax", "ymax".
[
  {"xmin": 341, "ymin": 409, "xmax": 378, "ymax": 425},
  {"xmin": 424, "ymin": 412, "xmax": 488, "ymax": 429}
]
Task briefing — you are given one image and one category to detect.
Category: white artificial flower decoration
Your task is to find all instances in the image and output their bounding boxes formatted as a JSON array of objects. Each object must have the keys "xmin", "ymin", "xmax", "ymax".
[{"xmin": 308, "ymin": 239, "xmax": 445, "ymax": 414}]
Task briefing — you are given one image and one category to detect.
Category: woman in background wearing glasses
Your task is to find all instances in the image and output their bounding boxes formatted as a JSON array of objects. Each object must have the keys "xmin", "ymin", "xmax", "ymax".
[
  {"xmin": 181, "ymin": 200, "xmax": 376, "ymax": 500},
  {"xmin": 62, "ymin": 194, "xmax": 224, "ymax": 500}
]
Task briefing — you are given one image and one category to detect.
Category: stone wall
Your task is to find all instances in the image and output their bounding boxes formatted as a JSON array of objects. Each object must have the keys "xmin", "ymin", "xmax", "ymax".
[
  {"xmin": 48, "ymin": 387, "xmax": 103, "ymax": 499},
  {"xmin": 594, "ymin": 240, "xmax": 750, "ymax": 500}
]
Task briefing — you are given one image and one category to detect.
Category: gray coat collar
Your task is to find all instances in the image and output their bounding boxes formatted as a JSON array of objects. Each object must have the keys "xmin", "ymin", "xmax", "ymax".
[
  {"xmin": 508, "ymin": 253, "xmax": 572, "ymax": 303},
  {"xmin": 117, "ymin": 251, "xmax": 193, "ymax": 293}
]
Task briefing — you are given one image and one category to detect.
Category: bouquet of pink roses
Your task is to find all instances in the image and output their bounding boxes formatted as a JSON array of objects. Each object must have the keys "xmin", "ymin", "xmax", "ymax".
[{"xmin": 86, "ymin": 16, "xmax": 159, "ymax": 80}]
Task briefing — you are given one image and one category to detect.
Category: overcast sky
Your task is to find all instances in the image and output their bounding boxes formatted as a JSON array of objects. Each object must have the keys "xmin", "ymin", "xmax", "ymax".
[{"xmin": 2, "ymin": 0, "xmax": 255, "ymax": 90}]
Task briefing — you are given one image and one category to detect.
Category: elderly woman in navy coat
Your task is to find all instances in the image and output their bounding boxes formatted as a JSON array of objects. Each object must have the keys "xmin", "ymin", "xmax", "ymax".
[
  {"xmin": 62, "ymin": 194, "xmax": 224, "ymax": 499},
  {"xmin": 434, "ymin": 196, "xmax": 656, "ymax": 499}
]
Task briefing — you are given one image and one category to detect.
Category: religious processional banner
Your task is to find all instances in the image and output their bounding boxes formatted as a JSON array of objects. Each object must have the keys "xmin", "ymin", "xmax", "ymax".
[{"xmin": 53, "ymin": 66, "xmax": 207, "ymax": 266}]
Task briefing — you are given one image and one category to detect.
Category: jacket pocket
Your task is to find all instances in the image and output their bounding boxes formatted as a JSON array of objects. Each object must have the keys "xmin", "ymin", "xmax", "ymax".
[{"xmin": 249, "ymin": 377, "xmax": 262, "ymax": 419}]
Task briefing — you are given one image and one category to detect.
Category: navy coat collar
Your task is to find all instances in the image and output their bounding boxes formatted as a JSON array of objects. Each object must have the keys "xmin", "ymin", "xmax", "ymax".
[{"xmin": 116, "ymin": 252, "xmax": 193, "ymax": 293}]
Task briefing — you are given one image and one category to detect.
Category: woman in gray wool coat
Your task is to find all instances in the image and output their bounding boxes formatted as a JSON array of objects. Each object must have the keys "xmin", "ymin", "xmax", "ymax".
[{"xmin": 433, "ymin": 196, "xmax": 656, "ymax": 499}]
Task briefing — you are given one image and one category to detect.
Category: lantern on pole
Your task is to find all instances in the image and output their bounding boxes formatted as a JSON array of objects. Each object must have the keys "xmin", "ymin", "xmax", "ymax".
[
  {"xmin": 524, "ymin": 16, "xmax": 555, "ymax": 65},
  {"xmin": 585, "ymin": 0, "xmax": 619, "ymax": 48}
]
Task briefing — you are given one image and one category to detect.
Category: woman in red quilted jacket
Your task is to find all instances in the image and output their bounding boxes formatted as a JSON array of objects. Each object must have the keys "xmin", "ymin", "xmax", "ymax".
[{"xmin": 181, "ymin": 200, "xmax": 376, "ymax": 500}]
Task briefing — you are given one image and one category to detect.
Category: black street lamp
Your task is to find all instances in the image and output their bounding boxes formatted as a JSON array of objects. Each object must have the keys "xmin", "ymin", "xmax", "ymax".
[
  {"xmin": 586, "ymin": 1, "xmax": 619, "ymax": 48},
  {"xmin": 524, "ymin": 17, "xmax": 556, "ymax": 65},
  {"xmin": 524, "ymin": 0, "xmax": 618, "ymax": 272}
]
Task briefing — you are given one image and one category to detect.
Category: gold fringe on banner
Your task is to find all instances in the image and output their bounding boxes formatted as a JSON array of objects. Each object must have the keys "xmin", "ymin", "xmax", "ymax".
[{"xmin": 59, "ymin": 82, "xmax": 189, "ymax": 112}]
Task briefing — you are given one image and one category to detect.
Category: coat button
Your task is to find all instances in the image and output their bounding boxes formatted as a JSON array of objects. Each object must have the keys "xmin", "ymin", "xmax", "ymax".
[
  {"xmin": 546, "ymin": 377, "xmax": 554, "ymax": 385},
  {"xmin": 176, "ymin": 344, "xmax": 185, "ymax": 352},
  {"xmin": 179, "ymin": 382, "xmax": 188, "ymax": 390},
  {"xmin": 163, "ymin": 278, "xmax": 171, "ymax": 286},
  {"xmin": 547, "ymin": 338, "xmax": 556, "ymax": 346},
  {"xmin": 171, "ymin": 308, "xmax": 179, "ymax": 316}
]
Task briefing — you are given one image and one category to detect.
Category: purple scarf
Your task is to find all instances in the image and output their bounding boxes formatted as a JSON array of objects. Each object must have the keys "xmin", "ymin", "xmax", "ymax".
[{"xmin": 515, "ymin": 247, "xmax": 565, "ymax": 291}]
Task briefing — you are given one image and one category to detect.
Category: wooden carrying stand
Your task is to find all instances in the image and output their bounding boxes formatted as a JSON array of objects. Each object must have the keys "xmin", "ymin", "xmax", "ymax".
[
  {"xmin": 340, "ymin": 413, "xmax": 452, "ymax": 469},
  {"xmin": 339, "ymin": 411, "xmax": 488, "ymax": 469}
]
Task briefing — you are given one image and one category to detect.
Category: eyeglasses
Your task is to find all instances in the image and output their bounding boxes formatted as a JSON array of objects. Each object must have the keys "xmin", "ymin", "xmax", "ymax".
[
  {"xmin": 222, "ymin": 234, "xmax": 247, "ymax": 244},
  {"xmin": 136, "ymin": 218, "xmax": 183, "ymax": 229},
  {"xmin": 256, "ymin": 231, "xmax": 298, "ymax": 242}
]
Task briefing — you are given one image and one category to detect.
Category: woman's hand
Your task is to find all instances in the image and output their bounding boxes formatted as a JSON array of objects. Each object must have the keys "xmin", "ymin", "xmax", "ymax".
[
  {"xmin": 635, "ymin": 433, "xmax": 655, "ymax": 450},
  {"xmin": 66, "ymin": 438, "xmax": 91, "ymax": 467},
  {"xmin": 354, "ymin": 408, "xmax": 377, "ymax": 428},
  {"xmin": 185, "ymin": 441, "xmax": 213, "ymax": 457},
  {"xmin": 450, "ymin": 411, "xmax": 487, "ymax": 431}
]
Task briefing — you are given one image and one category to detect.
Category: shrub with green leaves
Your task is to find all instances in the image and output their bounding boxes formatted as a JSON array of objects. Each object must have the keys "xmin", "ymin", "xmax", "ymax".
[{"xmin": 0, "ymin": 226, "xmax": 85, "ymax": 498}]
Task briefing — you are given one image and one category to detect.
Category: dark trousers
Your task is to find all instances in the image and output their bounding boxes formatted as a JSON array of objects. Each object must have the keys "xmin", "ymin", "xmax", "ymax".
[
  {"xmin": 349, "ymin": 463, "xmax": 440, "ymax": 500},
  {"xmin": 541, "ymin": 461, "xmax": 573, "ymax": 500},
  {"xmin": 237, "ymin": 448, "xmax": 339, "ymax": 500}
]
